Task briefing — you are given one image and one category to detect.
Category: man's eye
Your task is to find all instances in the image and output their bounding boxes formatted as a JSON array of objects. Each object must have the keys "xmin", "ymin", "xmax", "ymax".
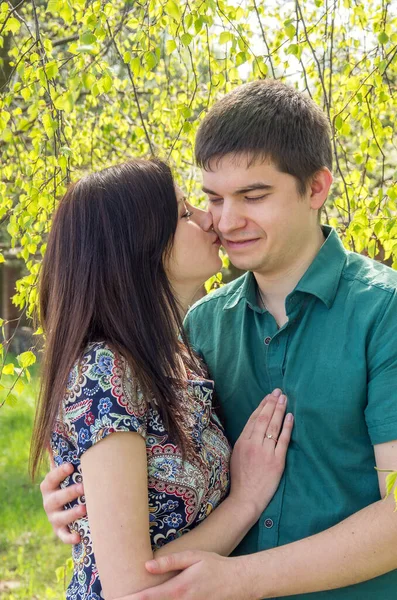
[
  {"xmin": 208, "ymin": 197, "xmax": 223, "ymax": 203},
  {"xmin": 245, "ymin": 195, "xmax": 269, "ymax": 201}
]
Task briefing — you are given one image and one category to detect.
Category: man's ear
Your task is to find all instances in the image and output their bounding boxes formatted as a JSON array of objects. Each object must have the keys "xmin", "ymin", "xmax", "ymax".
[{"xmin": 309, "ymin": 168, "xmax": 333, "ymax": 211}]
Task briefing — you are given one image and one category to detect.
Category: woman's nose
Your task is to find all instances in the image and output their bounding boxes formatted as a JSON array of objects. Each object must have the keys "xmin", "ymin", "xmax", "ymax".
[{"xmin": 193, "ymin": 206, "xmax": 214, "ymax": 232}]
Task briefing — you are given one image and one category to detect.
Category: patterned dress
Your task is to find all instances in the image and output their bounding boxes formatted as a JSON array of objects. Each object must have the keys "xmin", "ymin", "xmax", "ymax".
[{"xmin": 51, "ymin": 342, "xmax": 231, "ymax": 600}]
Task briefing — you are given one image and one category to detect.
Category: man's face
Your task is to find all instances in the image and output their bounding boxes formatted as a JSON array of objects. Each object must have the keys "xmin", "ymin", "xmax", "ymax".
[{"xmin": 201, "ymin": 154, "xmax": 319, "ymax": 276}]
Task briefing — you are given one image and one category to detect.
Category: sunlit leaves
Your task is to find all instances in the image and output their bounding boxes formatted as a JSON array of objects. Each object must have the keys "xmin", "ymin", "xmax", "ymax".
[{"xmin": 0, "ymin": 0, "xmax": 396, "ymax": 387}]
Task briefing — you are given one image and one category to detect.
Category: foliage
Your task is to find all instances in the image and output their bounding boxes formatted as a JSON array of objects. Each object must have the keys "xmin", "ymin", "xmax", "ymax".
[
  {"xmin": 0, "ymin": 374, "xmax": 71, "ymax": 598},
  {"xmin": 377, "ymin": 468, "xmax": 397, "ymax": 510},
  {"xmin": 0, "ymin": 0, "xmax": 396, "ymax": 392}
]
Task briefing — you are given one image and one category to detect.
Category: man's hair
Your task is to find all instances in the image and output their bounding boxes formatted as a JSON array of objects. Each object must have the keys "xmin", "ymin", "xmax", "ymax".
[{"xmin": 195, "ymin": 79, "xmax": 332, "ymax": 195}]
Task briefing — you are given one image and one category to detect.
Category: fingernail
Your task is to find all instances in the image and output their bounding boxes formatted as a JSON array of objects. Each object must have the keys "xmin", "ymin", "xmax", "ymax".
[
  {"xmin": 272, "ymin": 388, "xmax": 282, "ymax": 398},
  {"xmin": 278, "ymin": 394, "xmax": 286, "ymax": 404},
  {"xmin": 146, "ymin": 560, "xmax": 158, "ymax": 570},
  {"xmin": 286, "ymin": 413, "xmax": 294, "ymax": 421}
]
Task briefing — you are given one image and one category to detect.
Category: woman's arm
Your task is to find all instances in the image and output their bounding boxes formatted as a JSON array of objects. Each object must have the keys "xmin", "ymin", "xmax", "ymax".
[
  {"xmin": 42, "ymin": 389, "xmax": 292, "ymax": 575},
  {"xmin": 80, "ymin": 431, "xmax": 173, "ymax": 599}
]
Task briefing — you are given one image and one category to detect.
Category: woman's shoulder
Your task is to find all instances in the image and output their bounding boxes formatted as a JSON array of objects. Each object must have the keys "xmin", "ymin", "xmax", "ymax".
[
  {"xmin": 65, "ymin": 341, "xmax": 145, "ymax": 416},
  {"xmin": 77, "ymin": 341, "xmax": 132, "ymax": 382},
  {"xmin": 81, "ymin": 340, "xmax": 119, "ymax": 365}
]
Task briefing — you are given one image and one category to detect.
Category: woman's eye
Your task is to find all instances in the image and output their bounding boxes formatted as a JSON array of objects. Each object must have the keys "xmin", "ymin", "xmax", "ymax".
[{"xmin": 182, "ymin": 209, "xmax": 193, "ymax": 219}]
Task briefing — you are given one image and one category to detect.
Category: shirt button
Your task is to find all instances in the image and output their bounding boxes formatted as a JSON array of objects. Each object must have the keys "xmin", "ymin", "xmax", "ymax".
[
  {"xmin": 264, "ymin": 336, "xmax": 271, "ymax": 345},
  {"xmin": 264, "ymin": 518, "xmax": 274, "ymax": 528}
]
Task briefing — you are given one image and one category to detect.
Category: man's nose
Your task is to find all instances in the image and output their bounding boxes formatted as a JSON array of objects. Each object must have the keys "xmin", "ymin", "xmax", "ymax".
[{"xmin": 216, "ymin": 205, "xmax": 246, "ymax": 235}]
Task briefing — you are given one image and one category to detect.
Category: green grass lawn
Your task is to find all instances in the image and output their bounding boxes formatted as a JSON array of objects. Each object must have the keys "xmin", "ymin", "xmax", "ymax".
[{"xmin": 0, "ymin": 376, "xmax": 71, "ymax": 599}]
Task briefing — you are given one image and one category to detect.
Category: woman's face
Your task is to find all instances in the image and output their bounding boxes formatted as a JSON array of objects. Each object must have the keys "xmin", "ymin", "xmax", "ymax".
[{"xmin": 165, "ymin": 187, "xmax": 222, "ymax": 290}]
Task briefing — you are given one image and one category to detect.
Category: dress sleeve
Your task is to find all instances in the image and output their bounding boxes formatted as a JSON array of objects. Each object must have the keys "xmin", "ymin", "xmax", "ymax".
[
  {"xmin": 365, "ymin": 290, "xmax": 397, "ymax": 445},
  {"xmin": 63, "ymin": 343, "xmax": 148, "ymax": 458}
]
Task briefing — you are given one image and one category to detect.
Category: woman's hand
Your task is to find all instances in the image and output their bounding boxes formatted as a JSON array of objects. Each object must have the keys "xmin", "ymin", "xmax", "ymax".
[
  {"xmin": 229, "ymin": 389, "xmax": 293, "ymax": 518},
  {"xmin": 40, "ymin": 461, "xmax": 86, "ymax": 544}
]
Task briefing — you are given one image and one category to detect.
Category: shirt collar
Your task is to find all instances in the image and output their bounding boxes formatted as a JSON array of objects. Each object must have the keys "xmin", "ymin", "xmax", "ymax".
[
  {"xmin": 294, "ymin": 226, "xmax": 347, "ymax": 308},
  {"xmin": 223, "ymin": 271, "xmax": 263, "ymax": 312},
  {"xmin": 223, "ymin": 226, "xmax": 347, "ymax": 312}
]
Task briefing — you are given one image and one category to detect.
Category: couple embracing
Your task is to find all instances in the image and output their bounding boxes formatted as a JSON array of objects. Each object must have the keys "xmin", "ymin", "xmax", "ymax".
[{"xmin": 33, "ymin": 79, "xmax": 397, "ymax": 599}]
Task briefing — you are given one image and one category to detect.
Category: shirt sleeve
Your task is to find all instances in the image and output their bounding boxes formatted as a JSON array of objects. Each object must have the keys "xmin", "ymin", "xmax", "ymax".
[
  {"xmin": 365, "ymin": 290, "xmax": 397, "ymax": 445},
  {"xmin": 63, "ymin": 343, "xmax": 148, "ymax": 458}
]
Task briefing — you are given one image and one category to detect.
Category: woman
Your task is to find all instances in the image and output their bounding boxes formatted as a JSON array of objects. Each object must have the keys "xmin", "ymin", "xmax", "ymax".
[{"xmin": 32, "ymin": 159, "xmax": 293, "ymax": 599}]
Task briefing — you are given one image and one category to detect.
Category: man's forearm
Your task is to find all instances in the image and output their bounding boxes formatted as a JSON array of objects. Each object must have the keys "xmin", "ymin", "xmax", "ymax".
[{"xmin": 241, "ymin": 496, "xmax": 397, "ymax": 599}]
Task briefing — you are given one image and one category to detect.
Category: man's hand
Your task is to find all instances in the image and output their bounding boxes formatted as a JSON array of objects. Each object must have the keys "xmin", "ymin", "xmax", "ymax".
[
  {"xmin": 118, "ymin": 551, "xmax": 254, "ymax": 600},
  {"xmin": 40, "ymin": 462, "xmax": 86, "ymax": 544}
]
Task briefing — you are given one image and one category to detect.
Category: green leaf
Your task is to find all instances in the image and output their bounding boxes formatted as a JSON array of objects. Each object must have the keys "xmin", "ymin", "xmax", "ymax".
[
  {"xmin": 335, "ymin": 115, "xmax": 343, "ymax": 130},
  {"xmin": 92, "ymin": 82, "xmax": 102, "ymax": 97},
  {"xmin": 46, "ymin": 0, "xmax": 61, "ymax": 13},
  {"xmin": 285, "ymin": 24, "xmax": 296, "ymax": 40},
  {"xmin": 17, "ymin": 350, "xmax": 36, "ymax": 369},
  {"xmin": 235, "ymin": 51, "xmax": 247, "ymax": 66},
  {"xmin": 180, "ymin": 33, "xmax": 192, "ymax": 46},
  {"xmin": 101, "ymin": 74, "xmax": 113, "ymax": 93},
  {"xmin": 286, "ymin": 43, "xmax": 299, "ymax": 56},
  {"xmin": 194, "ymin": 17, "xmax": 204, "ymax": 34},
  {"xmin": 166, "ymin": 39, "xmax": 177, "ymax": 55},
  {"xmin": 219, "ymin": 31, "xmax": 233, "ymax": 44},
  {"xmin": 5, "ymin": 17, "xmax": 21, "ymax": 34},
  {"xmin": 144, "ymin": 51, "xmax": 157, "ymax": 71},
  {"xmin": 80, "ymin": 32, "xmax": 97, "ymax": 45},
  {"xmin": 82, "ymin": 73, "xmax": 96, "ymax": 89},
  {"xmin": 14, "ymin": 378, "xmax": 25, "ymax": 395},
  {"xmin": 60, "ymin": 2, "xmax": 73, "ymax": 24},
  {"xmin": 378, "ymin": 32, "xmax": 389, "ymax": 45},
  {"xmin": 55, "ymin": 565, "xmax": 65, "ymax": 582},
  {"xmin": 165, "ymin": 0, "xmax": 181, "ymax": 21},
  {"xmin": 5, "ymin": 393, "xmax": 18, "ymax": 407},
  {"xmin": 130, "ymin": 56, "xmax": 141, "ymax": 77},
  {"xmin": 385, "ymin": 472, "xmax": 397, "ymax": 498},
  {"xmin": 2, "ymin": 363, "xmax": 14, "ymax": 375}
]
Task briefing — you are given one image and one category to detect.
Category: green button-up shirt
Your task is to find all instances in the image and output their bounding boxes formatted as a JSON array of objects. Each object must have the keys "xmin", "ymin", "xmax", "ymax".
[{"xmin": 184, "ymin": 226, "xmax": 397, "ymax": 599}]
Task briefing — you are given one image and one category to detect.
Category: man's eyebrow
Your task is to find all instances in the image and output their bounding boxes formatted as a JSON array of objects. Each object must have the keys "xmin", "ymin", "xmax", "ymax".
[{"xmin": 202, "ymin": 183, "xmax": 274, "ymax": 196}]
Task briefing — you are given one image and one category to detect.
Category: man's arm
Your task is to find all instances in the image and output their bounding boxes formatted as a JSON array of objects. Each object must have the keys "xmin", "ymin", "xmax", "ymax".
[{"xmin": 119, "ymin": 439, "xmax": 397, "ymax": 600}]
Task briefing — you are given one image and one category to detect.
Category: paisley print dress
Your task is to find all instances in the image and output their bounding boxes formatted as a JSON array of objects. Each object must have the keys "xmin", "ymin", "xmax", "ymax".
[{"xmin": 51, "ymin": 342, "xmax": 231, "ymax": 600}]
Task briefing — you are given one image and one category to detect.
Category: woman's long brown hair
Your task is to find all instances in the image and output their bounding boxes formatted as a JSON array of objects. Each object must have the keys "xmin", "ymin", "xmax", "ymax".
[{"xmin": 30, "ymin": 159, "xmax": 199, "ymax": 479}]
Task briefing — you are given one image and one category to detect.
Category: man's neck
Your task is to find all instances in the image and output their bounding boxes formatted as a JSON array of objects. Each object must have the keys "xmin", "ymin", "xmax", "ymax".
[{"xmin": 254, "ymin": 227, "xmax": 325, "ymax": 326}]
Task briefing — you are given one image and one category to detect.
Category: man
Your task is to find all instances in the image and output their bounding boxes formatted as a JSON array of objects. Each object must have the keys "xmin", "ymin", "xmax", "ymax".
[{"xmin": 42, "ymin": 80, "xmax": 397, "ymax": 599}]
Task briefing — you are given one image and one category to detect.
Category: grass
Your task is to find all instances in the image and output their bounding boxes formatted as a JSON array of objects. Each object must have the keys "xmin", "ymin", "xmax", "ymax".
[{"xmin": 0, "ymin": 374, "xmax": 71, "ymax": 599}]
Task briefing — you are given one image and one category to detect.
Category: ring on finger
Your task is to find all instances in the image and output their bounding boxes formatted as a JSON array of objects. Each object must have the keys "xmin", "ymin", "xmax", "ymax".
[{"xmin": 266, "ymin": 433, "xmax": 278, "ymax": 443}]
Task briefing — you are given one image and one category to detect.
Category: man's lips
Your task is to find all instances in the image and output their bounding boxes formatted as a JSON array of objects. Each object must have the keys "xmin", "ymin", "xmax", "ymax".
[{"xmin": 221, "ymin": 238, "xmax": 260, "ymax": 249}]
